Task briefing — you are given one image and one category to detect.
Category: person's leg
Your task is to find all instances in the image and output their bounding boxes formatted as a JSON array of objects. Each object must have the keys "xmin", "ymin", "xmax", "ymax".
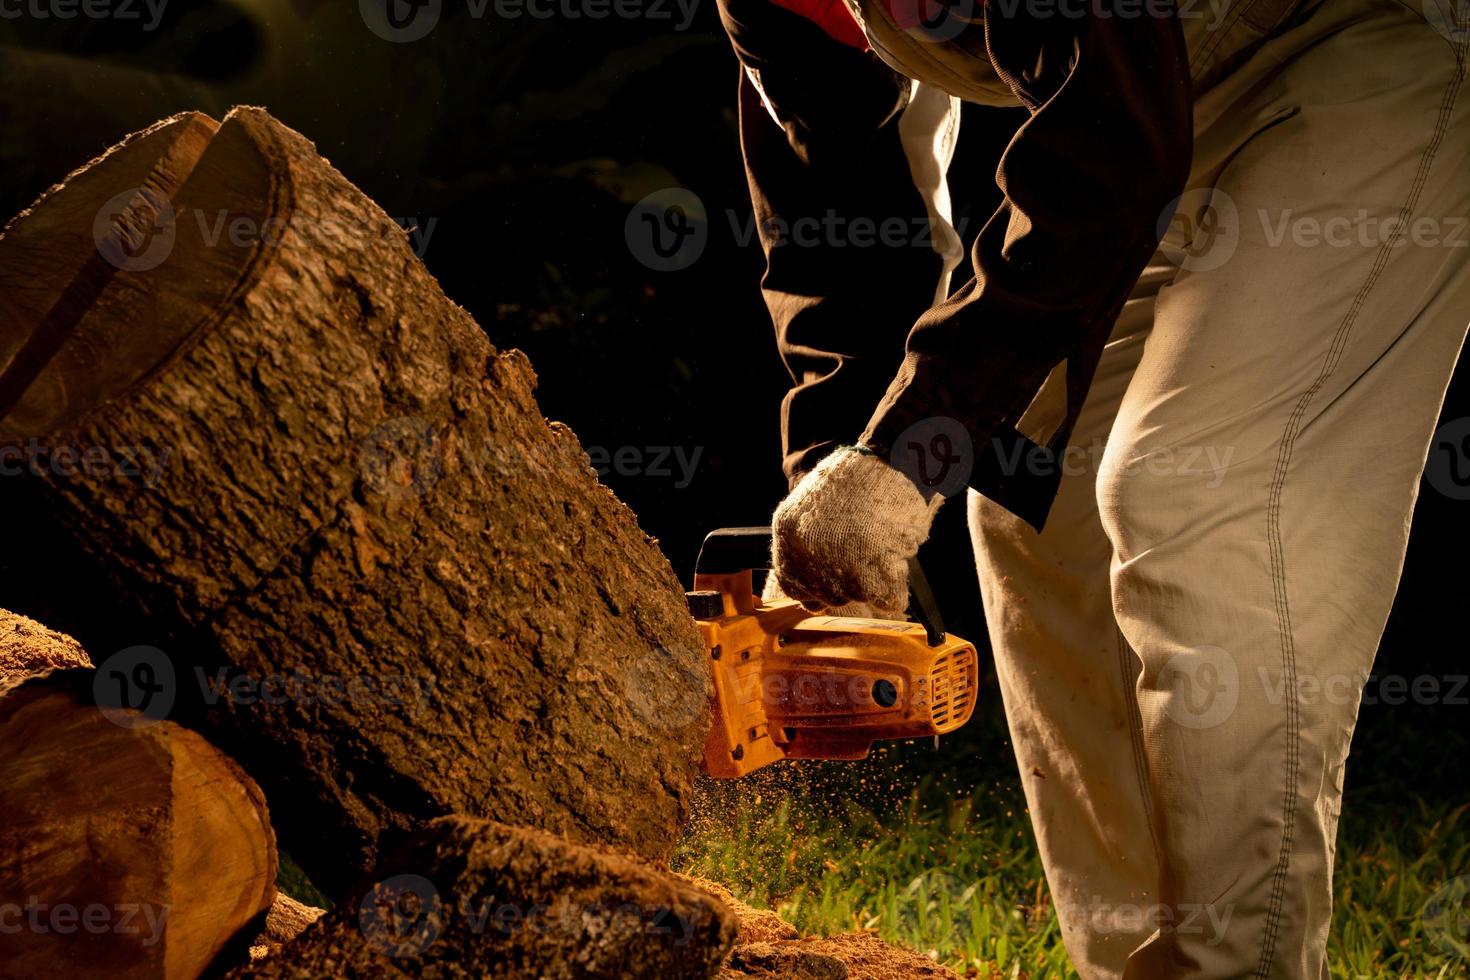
[
  {"xmin": 968, "ymin": 266, "xmax": 1170, "ymax": 979},
  {"xmin": 1098, "ymin": 4, "xmax": 1470, "ymax": 976}
]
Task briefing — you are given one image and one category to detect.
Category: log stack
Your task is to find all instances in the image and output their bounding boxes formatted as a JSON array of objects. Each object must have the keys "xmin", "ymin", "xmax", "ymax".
[{"xmin": 0, "ymin": 106, "xmax": 711, "ymax": 898}]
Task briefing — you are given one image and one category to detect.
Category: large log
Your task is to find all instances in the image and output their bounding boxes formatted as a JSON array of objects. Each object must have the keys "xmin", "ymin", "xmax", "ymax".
[
  {"xmin": 0, "ymin": 106, "xmax": 711, "ymax": 896},
  {"xmin": 228, "ymin": 815, "xmax": 737, "ymax": 979},
  {"xmin": 0, "ymin": 628, "xmax": 277, "ymax": 980}
]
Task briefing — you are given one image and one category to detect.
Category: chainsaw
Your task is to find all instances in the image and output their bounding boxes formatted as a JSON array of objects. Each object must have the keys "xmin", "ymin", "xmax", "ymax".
[{"xmin": 688, "ymin": 527, "xmax": 979, "ymax": 778}]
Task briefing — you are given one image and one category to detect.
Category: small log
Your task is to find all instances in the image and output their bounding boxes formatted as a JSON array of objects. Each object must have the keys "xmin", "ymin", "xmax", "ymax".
[
  {"xmin": 228, "ymin": 815, "xmax": 737, "ymax": 979},
  {"xmin": 0, "ymin": 667, "xmax": 277, "ymax": 980},
  {"xmin": 0, "ymin": 106, "xmax": 710, "ymax": 896}
]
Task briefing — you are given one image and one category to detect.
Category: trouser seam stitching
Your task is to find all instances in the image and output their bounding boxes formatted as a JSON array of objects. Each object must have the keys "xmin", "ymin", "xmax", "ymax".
[
  {"xmin": 1116, "ymin": 624, "xmax": 1156, "ymax": 831},
  {"xmin": 1253, "ymin": 40, "xmax": 1465, "ymax": 979}
]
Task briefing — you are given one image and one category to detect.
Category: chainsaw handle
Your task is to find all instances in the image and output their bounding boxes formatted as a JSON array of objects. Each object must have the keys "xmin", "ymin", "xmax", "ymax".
[{"xmin": 693, "ymin": 527, "xmax": 947, "ymax": 647}]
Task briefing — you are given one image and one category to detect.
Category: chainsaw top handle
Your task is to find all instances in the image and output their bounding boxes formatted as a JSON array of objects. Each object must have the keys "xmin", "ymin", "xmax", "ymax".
[{"xmin": 693, "ymin": 526, "xmax": 947, "ymax": 647}]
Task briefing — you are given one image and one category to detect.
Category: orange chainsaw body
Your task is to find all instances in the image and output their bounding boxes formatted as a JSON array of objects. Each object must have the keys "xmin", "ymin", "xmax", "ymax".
[{"xmin": 692, "ymin": 565, "xmax": 979, "ymax": 779}]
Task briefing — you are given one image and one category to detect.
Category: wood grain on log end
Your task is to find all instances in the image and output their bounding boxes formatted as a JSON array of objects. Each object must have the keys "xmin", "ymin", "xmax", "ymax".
[{"xmin": 0, "ymin": 669, "xmax": 277, "ymax": 980}]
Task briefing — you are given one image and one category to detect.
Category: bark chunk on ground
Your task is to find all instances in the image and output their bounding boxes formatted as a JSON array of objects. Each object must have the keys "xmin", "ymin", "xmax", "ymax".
[{"xmin": 230, "ymin": 815, "xmax": 737, "ymax": 979}]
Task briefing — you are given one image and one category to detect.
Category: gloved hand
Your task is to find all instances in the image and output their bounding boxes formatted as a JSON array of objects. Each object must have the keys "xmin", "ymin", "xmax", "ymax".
[{"xmin": 770, "ymin": 446, "xmax": 942, "ymax": 617}]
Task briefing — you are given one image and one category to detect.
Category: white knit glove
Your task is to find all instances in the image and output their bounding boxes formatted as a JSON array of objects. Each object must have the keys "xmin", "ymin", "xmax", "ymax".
[{"xmin": 770, "ymin": 447, "xmax": 942, "ymax": 617}]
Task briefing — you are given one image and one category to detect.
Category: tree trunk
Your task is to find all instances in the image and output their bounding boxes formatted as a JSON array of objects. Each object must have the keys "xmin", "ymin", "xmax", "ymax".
[
  {"xmin": 228, "ymin": 815, "xmax": 736, "ymax": 980},
  {"xmin": 0, "ymin": 106, "xmax": 710, "ymax": 897},
  {"xmin": 0, "ymin": 663, "xmax": 276, "ymax": 980}
]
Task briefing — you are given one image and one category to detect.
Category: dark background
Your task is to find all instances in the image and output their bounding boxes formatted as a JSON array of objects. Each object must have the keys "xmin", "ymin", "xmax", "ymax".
[{"xmin": 1, "ymin": 0, "xmax": 1464, "ymax": 801}]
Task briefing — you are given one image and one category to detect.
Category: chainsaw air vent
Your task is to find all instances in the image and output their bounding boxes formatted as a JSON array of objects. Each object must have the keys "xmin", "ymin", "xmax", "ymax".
[{"xmin": 929, "ymin": 648, "xmax": 977, "ymax": 733}]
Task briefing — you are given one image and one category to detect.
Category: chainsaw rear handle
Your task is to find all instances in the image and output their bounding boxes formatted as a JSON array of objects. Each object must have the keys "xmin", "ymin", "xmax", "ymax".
[{"xmin": 693, "ymin": 526, "xmax": 947, "ymax": 647}]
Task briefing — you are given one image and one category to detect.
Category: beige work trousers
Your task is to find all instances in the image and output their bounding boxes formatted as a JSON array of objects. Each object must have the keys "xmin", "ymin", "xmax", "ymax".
[{"xmin": 969, "ymin": 2, "xmax": 1470, "ymax": 977}]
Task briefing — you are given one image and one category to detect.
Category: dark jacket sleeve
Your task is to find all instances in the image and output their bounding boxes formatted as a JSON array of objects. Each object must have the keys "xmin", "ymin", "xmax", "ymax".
[
  {"xmin": 718, "ymin": 0, "xmax": 956, "ymax": 488},
  {"xmin": 860, "ymin": 4, "xmax": 1193, "ymax": 517}
]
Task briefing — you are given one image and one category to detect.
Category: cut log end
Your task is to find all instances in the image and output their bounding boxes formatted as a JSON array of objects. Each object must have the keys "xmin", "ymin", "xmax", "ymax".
[{"xmin": 0, "ymin": 666, "xmax": 277, "ymax": 980}]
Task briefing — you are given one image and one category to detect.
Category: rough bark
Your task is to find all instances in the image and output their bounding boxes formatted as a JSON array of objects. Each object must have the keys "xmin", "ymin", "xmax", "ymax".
[
  {"xmin": 0, "ymin": 106, "xmax": 710, "ymax": 897},
  {"xmin": 0, "ymin": 667, "xmax": 277, "ymax": 980},
  {"xmin": 228, "ymin": 815, "xmax": 736, "ymax": 980}
]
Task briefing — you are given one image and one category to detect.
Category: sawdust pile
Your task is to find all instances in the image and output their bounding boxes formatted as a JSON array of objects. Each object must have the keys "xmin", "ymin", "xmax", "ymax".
[
  {"xmin": 721, "ymin": 934, "xmax": 961, "ymax": 980},
  {"xmin": 247, "ymin": 894, "xmax": 325, "ymax": 962},
  {"xmin": 0, "ymin": 609, "xmax": 92, "ymax": 676},
  {"xmin": 692, "ymin": 878, "xmax": 962, "ymax": 980}
]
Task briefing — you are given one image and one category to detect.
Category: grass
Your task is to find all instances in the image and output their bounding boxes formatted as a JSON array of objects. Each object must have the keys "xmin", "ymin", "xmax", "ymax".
[{"xmin": 673, "ymin": 689, "xmax": 1469, "ymax": 978}]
